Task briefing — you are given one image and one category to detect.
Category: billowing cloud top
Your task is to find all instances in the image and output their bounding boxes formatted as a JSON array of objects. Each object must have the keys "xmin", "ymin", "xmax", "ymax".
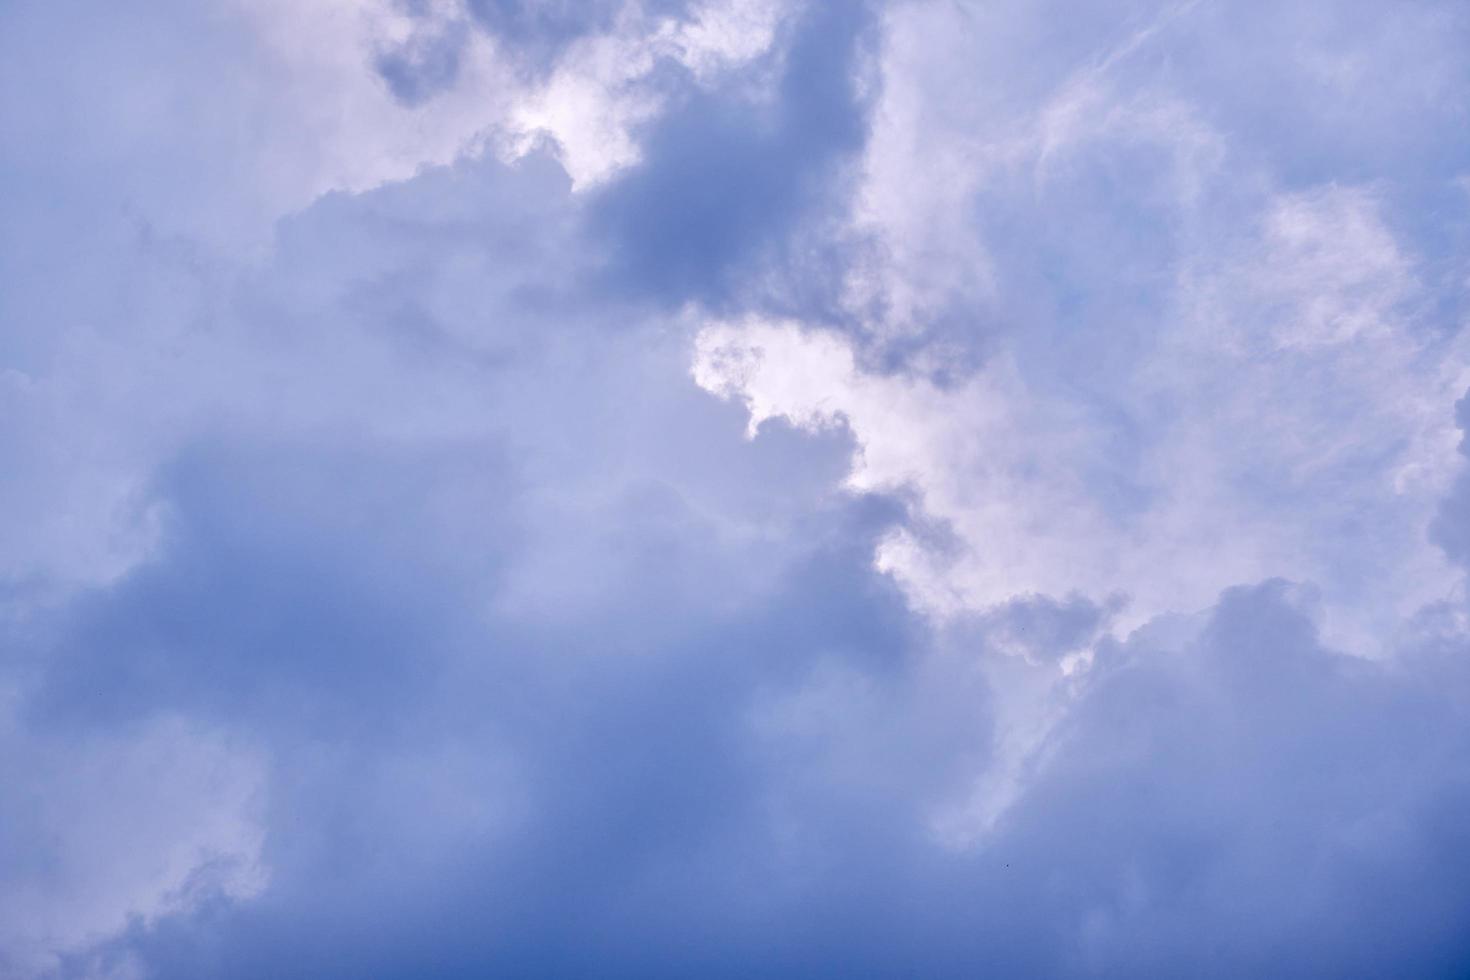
[{"xmin": 2, "ymin": 0, "xmax": 1469, "ymax": 977}]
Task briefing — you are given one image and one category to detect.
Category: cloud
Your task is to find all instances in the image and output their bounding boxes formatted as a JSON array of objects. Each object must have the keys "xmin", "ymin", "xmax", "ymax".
[
  {"xmin": 40, "ymin": 572, "xmax": 1470, "ymax": 978},
  {"xmin": 689, "ymin": 0, "xmax": 1470, "ymax": 856},
  {"xmin": 696, "ymin": 3, "xmax": 1470, "ymax": 656},
  {"xmin": 3, "ymin": 0, "xmax": 1470, "ymax": 976},
  {"xmin": 0, "ymin": 713, "xmax": 265, "ymax": 980},
  {"xmin": 586, "ymin": 1, "xmax": 877, "ymax": 305},
  {"xmin": 0, "ymin": 106, "xmax": 891, "ymax": 969}
]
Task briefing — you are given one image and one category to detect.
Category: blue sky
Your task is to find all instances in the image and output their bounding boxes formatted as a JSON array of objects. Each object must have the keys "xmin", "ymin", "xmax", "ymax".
[{"xmin": 2, "ymin": 1, "xmax": 1469, "ymax": 976}]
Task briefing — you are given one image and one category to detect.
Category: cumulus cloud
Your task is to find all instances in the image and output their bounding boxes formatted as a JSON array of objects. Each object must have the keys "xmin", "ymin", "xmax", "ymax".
[
  {"xmin": 3, "ymin": 0, "xmax": 1470, "ymax": 976},
  {"xmin": 695, "ymin": 185, "xmax": 1468, "ymax": 655}
]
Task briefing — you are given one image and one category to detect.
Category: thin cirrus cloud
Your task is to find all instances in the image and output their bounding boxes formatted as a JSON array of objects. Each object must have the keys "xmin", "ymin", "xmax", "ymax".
[{"xmin": 1, "ymin": 0, "xmax": 1469, "ymax": 978}]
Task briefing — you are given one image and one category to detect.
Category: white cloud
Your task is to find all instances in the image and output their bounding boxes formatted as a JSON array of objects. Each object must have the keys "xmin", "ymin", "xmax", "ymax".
[
  {"xmin": 692, "ymin": 0, "xmax": 1470, "ymax": 841},
  {"xmin": 0, "ymin": 0, "xmax": 793, "ymax": 258},
  {"xmin": 694, "ymin": 37, "xmax": 1470, "ymax": 833},
  {"xmin": 224, "ymin": 0, "xmax": 792, "ymax": 204},
  {"xmin": 700, "ymin": 0, "xmax": 1470, "ymax": 660},
  {"xmin": 695, "ymin": 184, "xmax": 1469, "ymax": 655}
]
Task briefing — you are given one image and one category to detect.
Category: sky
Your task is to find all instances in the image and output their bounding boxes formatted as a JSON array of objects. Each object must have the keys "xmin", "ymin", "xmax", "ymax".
[{"xmin": 1, "ymin": 0, "xmax": 1470, "ymax": 976}]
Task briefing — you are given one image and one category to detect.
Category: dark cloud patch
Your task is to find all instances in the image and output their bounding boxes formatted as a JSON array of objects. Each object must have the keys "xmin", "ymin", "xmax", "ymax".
[
  {"xmin": 587, "ymin": 2, "xmax": 876, "ymax": 309},
  {"xmin": 24, "ymin": 436, "xmax": 521, "ymax": 741},
  {"xmin": 375, "ymin": 25, "xmax": 467, "ymax": 106},
  {"xmin": 45, "ymin": 578, "xmax": 1470, "ymax": 979},
  {"xmin": 465, "ymin": 0, "xmax": 618, "ymax": 64},
  {"xmin": 950, "ymin": 592, "xmax": 1125, "ymax": 664},
  {"xmin": 993, "ymin": 581, "xmax": 1470, "ymax": 977},
  {"xmin": 33, "ymin": 458, "xmax": 929, "ymax": 980}
]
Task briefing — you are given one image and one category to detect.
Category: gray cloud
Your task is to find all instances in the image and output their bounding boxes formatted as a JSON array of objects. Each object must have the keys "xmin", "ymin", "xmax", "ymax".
[{"xmin": 3, "ymin": 0, "xmax": 1470, "ymax": 977}]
